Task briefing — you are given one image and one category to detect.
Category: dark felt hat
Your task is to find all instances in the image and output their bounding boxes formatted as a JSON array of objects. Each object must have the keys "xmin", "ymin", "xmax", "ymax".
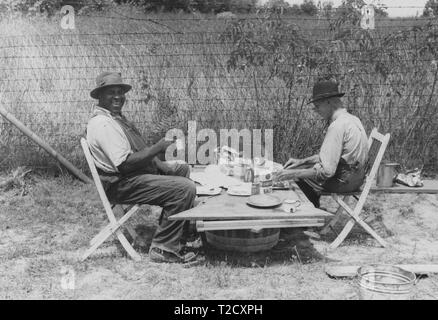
[
  {"xmin": 90, "ymin": 72, "xmax": 132, "ymax": 99},
  {"xmin": 308, "ymin": 80, "xmax": 345, "ymax": 104}
]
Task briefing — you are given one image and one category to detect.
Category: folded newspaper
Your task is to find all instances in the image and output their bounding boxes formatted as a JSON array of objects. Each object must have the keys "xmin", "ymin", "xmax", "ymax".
[{"xmin": 395, "ymin": 168, "xmax": 424, "ymax": 187}]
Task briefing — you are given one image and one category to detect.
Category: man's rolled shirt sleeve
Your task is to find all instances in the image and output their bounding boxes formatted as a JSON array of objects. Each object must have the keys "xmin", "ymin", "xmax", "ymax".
[
  {"xmin": 313, "ymin": 122, "xmax": 344, "ymax": 181},
  {"xmin": 87, "ymin": 117, "xmax": 132, "ymax": 171},
  {"xmin": 97, "ymin": 123, "xmax": 132, "ymax": 167}
]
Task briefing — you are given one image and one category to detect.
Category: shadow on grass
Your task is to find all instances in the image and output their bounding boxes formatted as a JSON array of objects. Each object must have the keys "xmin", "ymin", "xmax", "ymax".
[
  {"xmin": 317, "ymin": 208, "xmax": 394, "ymax": 248},
  {"xmin": 89, "ymin": 207, "xmax": 395, "ymax": 266},
  {"xmin": 116, "ymin": 201, "xmax": 395, "ymax": 266},
  {"xmin": 200, "ymin": 228, "xmax": 332, "ymax": 267},
  {"xmin": 125, "ymin": 224, "xmax": 333, "ymax": 267}
]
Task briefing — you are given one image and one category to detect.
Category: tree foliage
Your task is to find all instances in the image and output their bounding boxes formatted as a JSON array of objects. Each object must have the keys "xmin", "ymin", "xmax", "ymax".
[
  {"xmin": 221, "ymin": 8, "xmax": 438, "ymax": 164},
  {"xmin": 336, "ymin": 0, "xmax": 388, "ymax": 18},
  {"xmin": 300, "ymin": 0, "xmax": 318, "ymax": 16},
  {"xmin": 265, "ymin": 0, "xmax": 290, "ymax": 9},
  {"xmin": 423, "ymin": 0, "xmax": 438, "ymax": 17},
  {"xmin": 0, "ymin": 0, "xmax": 114, "ymax": 16},
  {"xmin": 0, "ymin": 0, "xmax": 61, "ymax": 16},
  {"xmin": 116, "ymin": 0, "xmax": 258, "ymax": 13}
]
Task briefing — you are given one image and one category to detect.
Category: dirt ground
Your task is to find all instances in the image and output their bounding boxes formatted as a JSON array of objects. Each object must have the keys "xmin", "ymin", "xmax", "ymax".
[{"xmin": 1, "ymin": 171, "xmax": 437, "ymax": 300}]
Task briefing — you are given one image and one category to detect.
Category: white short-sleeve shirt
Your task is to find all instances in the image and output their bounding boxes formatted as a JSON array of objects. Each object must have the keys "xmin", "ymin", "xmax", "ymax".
[{"xmin": 86, "ymin": 107, "xmax": 133, "ymax": 173}]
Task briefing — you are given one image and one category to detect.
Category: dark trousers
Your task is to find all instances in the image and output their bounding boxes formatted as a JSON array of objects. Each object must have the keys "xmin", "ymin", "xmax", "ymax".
[
  {"xmin": 295, "ymin": 161, "xmax": 365, "ymax": 208},
  {"xmin": 296, "ymin": 179, "xmax": 321, "ymax": 208},
  {"xmin": 106, "ymin": 163, "xmax": 196, "ymax": 254}
]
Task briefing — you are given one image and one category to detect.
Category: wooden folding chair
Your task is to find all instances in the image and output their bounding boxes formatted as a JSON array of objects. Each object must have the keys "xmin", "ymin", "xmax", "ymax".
[
  {"xmin": 80, "ymin": 138, "xmax": 141, "ymax": 261},
  {"xmin": 320, "ymin": 128, "xmax": 391, "ymax": 249}
]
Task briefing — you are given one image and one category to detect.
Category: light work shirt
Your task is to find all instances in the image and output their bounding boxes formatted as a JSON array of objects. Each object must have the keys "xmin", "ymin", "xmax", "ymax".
[
  {"xmin": 313, "ymin": 108, "xmax": 369, "ymax": 181},
  {"xmin": 86, "ymin": 106, "xmax": 132, "ymax": 173}
]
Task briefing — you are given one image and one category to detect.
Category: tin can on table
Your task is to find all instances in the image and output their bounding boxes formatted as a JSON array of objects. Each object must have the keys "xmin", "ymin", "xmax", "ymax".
[
  {"xmin": 251, "ymin": 176, "xmax": 260, "ymax": 195},
  {"xmin": 259, "ymin": 172, "xmax": 273, "ymax": 194},
  {"xmin": 376, "ymin": 162, "xmax": 400, "ymax": 188}
]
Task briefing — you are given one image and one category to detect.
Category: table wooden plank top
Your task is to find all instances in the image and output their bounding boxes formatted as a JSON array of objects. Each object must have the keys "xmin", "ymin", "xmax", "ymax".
[{"xmin": 170, "ymin": 187, "xmax": 333, "ymax": 221}]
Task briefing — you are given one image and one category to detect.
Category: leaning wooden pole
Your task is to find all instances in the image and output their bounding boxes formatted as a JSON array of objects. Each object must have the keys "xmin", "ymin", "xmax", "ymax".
[{"xmin": 0, "ymin": 105, "xmax": 92, "ymax": 184}]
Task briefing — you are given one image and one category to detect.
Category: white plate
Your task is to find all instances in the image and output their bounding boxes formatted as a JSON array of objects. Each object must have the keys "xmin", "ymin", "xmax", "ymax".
[
  {"xmin": 196, "ymin": 186, "xmax": 222, "ymax": 196},
  {"xmin": 246, "ymin": 194, "xmax": 283, "ymax": 208},
  {"xmin": 227, "ymin": 184, "xmax": 252, "ymax": 196}
]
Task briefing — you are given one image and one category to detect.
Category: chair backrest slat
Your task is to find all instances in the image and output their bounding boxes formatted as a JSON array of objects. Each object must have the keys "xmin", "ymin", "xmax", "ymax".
[
  {"xmin": 365, "ymin": 138, "xmax": 382, "ymax": 176},
  {"xmin": 354, "ymin": 128, "xmax": 390, "ymax": 214},
  {"xmin": 80, "ymin": 138, "xmax": 118, "ymax": 224}
]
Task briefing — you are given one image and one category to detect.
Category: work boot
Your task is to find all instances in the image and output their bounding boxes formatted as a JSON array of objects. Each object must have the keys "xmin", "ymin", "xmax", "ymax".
[{"xmin": 149, "ymin": 247, "xmax": 197, "ymax": 264}]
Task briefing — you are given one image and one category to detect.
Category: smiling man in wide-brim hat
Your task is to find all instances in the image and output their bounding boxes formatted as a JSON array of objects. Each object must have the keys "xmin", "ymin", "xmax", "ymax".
[
  {"xmin": 90, "ymin": 71, "xmax": 132, "ymax": 99},
  {"xmin": 86, "ymin": 72, "xmax": 200, "ymax": 264},
  {"xmin": 277, "ymin": 79, "xmax": 369, "ymax": 209}
]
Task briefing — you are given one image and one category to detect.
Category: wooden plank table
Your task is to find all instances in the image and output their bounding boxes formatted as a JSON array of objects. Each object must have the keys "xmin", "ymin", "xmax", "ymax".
[
  {"xmin": 170, "ymin": 173, "xmax": 332, "ymax": 232},
  {"xmin": 170, "ymin": 187, "xmax": 332, "ymax": 221}
]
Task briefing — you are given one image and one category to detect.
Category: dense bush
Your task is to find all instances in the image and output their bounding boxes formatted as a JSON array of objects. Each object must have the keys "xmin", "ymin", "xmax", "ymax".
[
  {"xmin": 0, "ymin": 0, "xmax": 115, "ymax": 16},
  {"xmin": 114, "ymin": 0, "xmax": 257, "ymax": 13},
  {"xmin": 300, "ymin": 0, "xmax": 318, "ymax": 16},
  {"xmin": 423, "ymin": 0, "xmax": 438, "ymax": 17},
  {"xmin": 264, "ymin": 0, "xmax": 334, "ymax": 17},
  {"xmin": 0, "ymin": 0, "xmax": 391, "ymax": 16},
  {"xmin": 0, "ymin": 0, "xmax": 61, "ymax": 16}
]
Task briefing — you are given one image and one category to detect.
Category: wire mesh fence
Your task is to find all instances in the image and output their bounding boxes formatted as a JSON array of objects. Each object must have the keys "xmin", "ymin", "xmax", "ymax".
[{"xmin": 0, "ymin": 6, "xmax": 437, "ymax": 173}]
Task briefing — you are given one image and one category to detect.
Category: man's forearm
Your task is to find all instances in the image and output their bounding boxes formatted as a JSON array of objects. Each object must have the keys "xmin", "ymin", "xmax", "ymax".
[
  {"xmin": 117, "ymin": 145, "xmax": 162, "ymax": 174},
  {"xmin": 278, "ymin": 168, "xmax": 317, "ymax": 181},
  {"xmin": 153, "ymin": 157, "xmax": 172, "ymax": 174},
  {"xmin": 303, "ymin": 154, "xmax": 320, "ymax": 164}
]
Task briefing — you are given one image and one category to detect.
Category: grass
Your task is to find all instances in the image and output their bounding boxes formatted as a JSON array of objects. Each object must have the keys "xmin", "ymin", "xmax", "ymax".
[
  {"xmin": 1, "ymin": 171, "xmax": 438, "ymax": 299},
  {"xmin": 0, "ymin": 5, "xmax": 436, "ymax": 173}
]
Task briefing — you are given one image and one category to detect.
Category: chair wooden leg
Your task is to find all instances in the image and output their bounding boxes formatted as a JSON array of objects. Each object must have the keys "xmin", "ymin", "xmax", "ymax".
[
  {"xmin": 89, "ymin": 222, "xmax": 117, "ymax": 248},
  {"xmin": 320, "ymin": 195, "xmax": 349, "ymax": 235},
  {"xmin": 328, "ymin": 218, "xmax": 356, "ymax": 249},
  {"xmin": 356, "ymin": 219, "xmax": 387, "ymax": 247},
  {"xmin": 336, "ymin": 197, "xmax": 387, "ymax": 247},
  {"xmin": 82, "ymin": 223, "xmax": 115, "ymax": 261},
  {"xmin": 120, "ymin": 205, "xmax": 139, "ymax": 243},
  {"xmin": 83, "ymin": 225, "xmax": 141, "ymax": 261},
  {"xmin": 84, "ymin": 205, "xmax": 141, "ymax": 260},
  {"xmin": 329, "ymin": 218, "xmax": 387, "ymax": 249},
  {"xmin": 328, "ymin": 198, "xmax": 387, "ymax": 249},
  {"xmin": 115, "ymin": 230, "xmax": 141, "ymax": 261},
  {"xmin": 90, "ymin": 205, "xmax": 140, "ymax": 246}
]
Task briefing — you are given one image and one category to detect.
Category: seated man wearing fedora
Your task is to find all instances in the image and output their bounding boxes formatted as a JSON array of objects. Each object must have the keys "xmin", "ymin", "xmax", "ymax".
[
  {"xmin": 86, "ymin": 72, "xmax": 198, "ymax": 263},
  {"xmin": 277, "ymin": 79, "xmax": 369, "ymax": 208}
]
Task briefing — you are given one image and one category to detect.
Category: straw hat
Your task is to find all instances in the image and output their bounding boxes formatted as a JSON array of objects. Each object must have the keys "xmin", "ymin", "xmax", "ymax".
[
  {"xmin": 308, "ymin": 80, "xmax": 345, "ymax": 104},
  {"xmin": 90, "ymin": 72, "xmax": 132, "ymax": 99}
]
